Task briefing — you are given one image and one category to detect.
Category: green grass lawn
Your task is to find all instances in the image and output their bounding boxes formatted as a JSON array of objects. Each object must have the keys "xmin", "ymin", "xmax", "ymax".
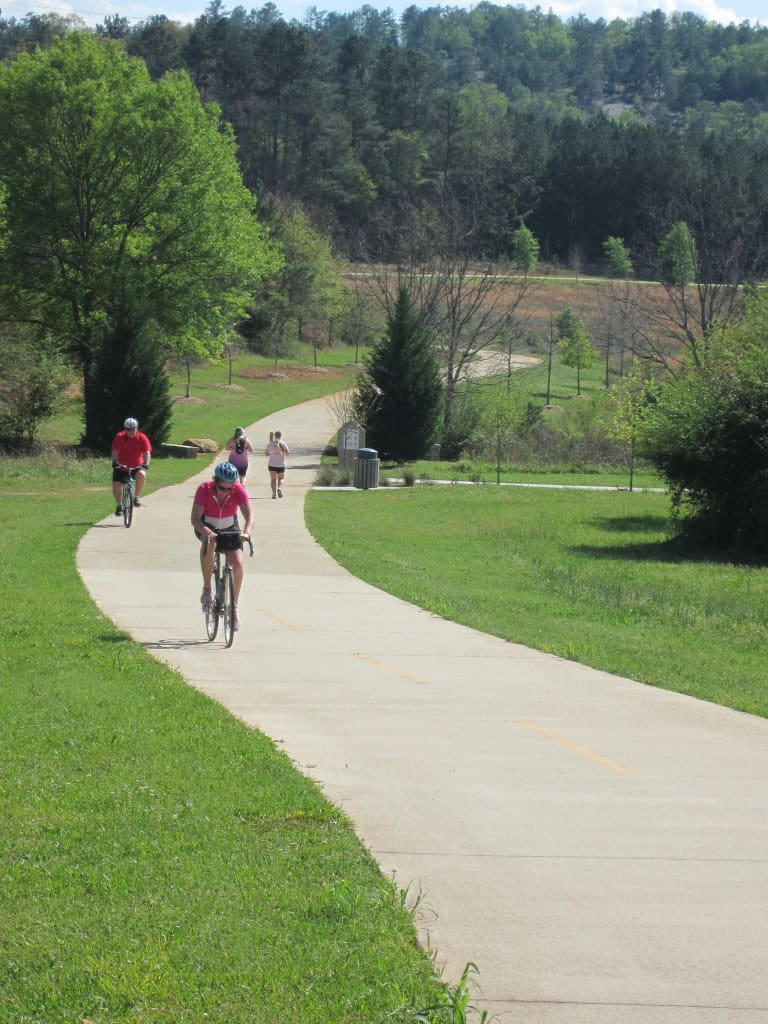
[
  {"xmin": 7, "ymin": 343, "xmax": 762, "ymax": 1018},
  {"xmin": 38, "ymin": 353, "xmax": 356, "ymax": 452},
  {"xmin": 0, "ymin": 373, "xmax": 449, "ymax": 1023},
  {"xmin": 306, "ymin": 485, "xmax": 768, "ymax": 717},
  {"xmin": 383, "ymin": 461, "xmax": 663, "ymax": 490}
]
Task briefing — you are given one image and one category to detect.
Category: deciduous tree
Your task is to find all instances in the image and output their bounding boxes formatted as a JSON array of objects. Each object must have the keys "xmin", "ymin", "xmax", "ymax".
[
  {"xmin": 556, "ymin": 306, "xmax": 597, "ymax": 394},
  {"xmin": 0, "ymin": 32, "xmax": 280, "ymax": 448}
]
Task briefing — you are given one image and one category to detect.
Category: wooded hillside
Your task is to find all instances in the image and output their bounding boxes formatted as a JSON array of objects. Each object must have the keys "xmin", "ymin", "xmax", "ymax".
[{"xmin": 2, "ymin": 3, "xmax": 768, "ymax": 268}]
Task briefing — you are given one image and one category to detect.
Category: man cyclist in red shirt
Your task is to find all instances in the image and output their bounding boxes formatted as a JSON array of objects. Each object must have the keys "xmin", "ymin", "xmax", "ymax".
[
  {"xmin": 190, "ymin": 461, "xmax": 253, "ymax": 631},
  {"xmin": 111, "ymin": 417, "xmax": 152, "ymax": 515}
]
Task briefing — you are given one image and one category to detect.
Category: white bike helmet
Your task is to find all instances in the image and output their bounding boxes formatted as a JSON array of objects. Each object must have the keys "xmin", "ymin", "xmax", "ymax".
[{"xmin": 124, "ymin": 417, "xmax": 139, "ymax": 430}]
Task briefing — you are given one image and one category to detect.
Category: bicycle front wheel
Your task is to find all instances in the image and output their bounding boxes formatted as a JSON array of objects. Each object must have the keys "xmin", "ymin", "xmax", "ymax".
[
  {"xmin": 122, "ymin": 482, "xmax": 133, "ymax": 528},
  {"xmin": 222, "ymin": 564, "xmax": 236, "ymax": 648},
  {"xmin": 205, "ymin": 570, "xmax": 220, "ymax": 642}
]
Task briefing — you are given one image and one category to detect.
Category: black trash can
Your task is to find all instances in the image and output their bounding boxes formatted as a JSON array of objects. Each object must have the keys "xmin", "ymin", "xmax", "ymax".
[{"xmin": 353, "ymin": 447, "xmax": 380, "ymax": 489}]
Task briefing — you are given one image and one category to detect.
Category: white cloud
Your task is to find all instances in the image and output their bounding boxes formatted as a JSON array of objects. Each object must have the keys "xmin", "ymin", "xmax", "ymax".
[
  {"xmin": 2, "ymin": 0, "xmax": 762, "ymax": 29},
  {"xmin": 549, "ymin": 0, "xmax": 745, "ymax": 22}
]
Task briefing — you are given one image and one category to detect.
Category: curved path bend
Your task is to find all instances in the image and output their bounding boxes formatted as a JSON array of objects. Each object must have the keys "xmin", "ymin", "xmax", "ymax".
[{"xmin": 78, "ymin": 397, "xmax": 768, "ymax": 1024}]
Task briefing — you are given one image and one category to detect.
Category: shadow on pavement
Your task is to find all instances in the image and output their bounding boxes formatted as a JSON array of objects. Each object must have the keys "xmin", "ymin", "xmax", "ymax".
[{"xmin": 143, "ymin": 638, "xmax": 213, "ymax": 651}]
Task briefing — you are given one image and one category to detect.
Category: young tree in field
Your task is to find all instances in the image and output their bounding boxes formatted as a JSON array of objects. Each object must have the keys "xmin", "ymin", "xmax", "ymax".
[
  {"xmin": 0, "ymin": 33, "xmax": 280, "ymax": 449},
  {"xmin": 476, "ymin": 388, "xmax": 527, "ymax": 484},
  {"xmin": 599, "ymin": 236, "xmax": 634, "ymax": 386},
  {"xmin": 341, "ymin": 288, "xmax": 383, "ymax": 364},
  {"xmin": 556, "ymin": 307, "xmax": 597, "ymax": 395},
  {"xmin": 607, "ymin": 361, "xmax": 656, "ymax": 491},
  {"xmin": 658, "ymin": 221, "xmax": 697, "ymax": 289},
  {"xmin": 222, "ymin": 336, "xmax": 242, "ymax": 386},
  {"xmin": 603, "ymin": 236, "xmax": 634, "ymax": 279},
  {"xmin": 617, "ymin": 197, "xmax": 758, "ymax": 373},
  {"xmin": 356, "ymin": 287, "xmax": 442, "ymax": 462},
  {"xmin": 511, "ymin": 225, "xmax": 540, "ymax": 277}
]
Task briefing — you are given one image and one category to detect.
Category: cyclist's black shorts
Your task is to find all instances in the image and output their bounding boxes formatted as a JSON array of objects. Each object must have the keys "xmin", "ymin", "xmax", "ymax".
[{"xmin": 112, "ymin": 465, "xmax": 147, "ymax": 484}]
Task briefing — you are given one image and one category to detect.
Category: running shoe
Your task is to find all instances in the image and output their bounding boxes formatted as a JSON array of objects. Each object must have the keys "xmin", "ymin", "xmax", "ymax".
[
  {"xmin": 200, "ymin": 588, "xmax": 212, "ymax": 609},
  {"xmin": 233, "ymin": 609, "xmax": 240, "ymax": 631},
  {"xmin": 277, "ymin": 488, "xmax": 283, "ymax": 498},
  {"xmin": 115, "ymin": 505, "xmax": 122, "ymax": 516},
  {"xmin": 133, "ymin": 497, "xmax": 142, "ymax": 507}
]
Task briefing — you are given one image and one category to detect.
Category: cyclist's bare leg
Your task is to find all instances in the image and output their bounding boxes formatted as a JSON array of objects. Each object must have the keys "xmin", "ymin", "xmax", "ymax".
[
  {"xmin": 134, "ymin": 468, "xmax": 147, "ymax": 497},
  {"xmin": 112, "ymin": 480, "xmax": 123, "ymax": 503},
  {"xmin": 230, "ymin": 548, "xmax": 245, "ymax": 603},
  {"xmin": 200, "ymin": 538, "xmax": 216, "ymax": 591}
]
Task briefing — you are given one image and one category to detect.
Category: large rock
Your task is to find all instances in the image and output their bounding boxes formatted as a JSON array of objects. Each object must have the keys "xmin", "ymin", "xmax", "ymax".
[
  {"xmin": 183, "ymin": 438, "xmax": 220, "ymax": 454},
  {"xmin": 161, "ymin": 443, "xmax": 198, "ymax": 459}
]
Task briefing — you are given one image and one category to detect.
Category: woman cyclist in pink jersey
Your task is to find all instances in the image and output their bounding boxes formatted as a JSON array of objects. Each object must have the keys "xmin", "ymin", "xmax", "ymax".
[{"xmin": 191, "ymin": 461, "xmax": 253, "ymax": 631}]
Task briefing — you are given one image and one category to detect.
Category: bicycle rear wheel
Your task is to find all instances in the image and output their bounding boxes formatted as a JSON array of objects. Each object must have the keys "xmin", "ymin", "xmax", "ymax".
[
  {"xmin": 122, "ymin": 482, "xmax": 133, "ymax": 528},
  {"xmin": 222, "ymin": 563, "xmax": 236, "ymax": 648}
]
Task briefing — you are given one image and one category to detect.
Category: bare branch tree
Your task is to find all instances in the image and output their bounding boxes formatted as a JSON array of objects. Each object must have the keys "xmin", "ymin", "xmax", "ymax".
[{"xmin": 353, "ymin": 202, "xmax": 539, "ymax": 434}]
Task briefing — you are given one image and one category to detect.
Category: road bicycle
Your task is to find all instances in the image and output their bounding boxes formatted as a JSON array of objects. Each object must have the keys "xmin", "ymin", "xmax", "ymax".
[
  {"xmin": 116, "ymin": 465, "xmax": 143, "ymax": 528},
  {"xmin": 203, "ymin": 530, "xmax": 254, "ymax": 648}
]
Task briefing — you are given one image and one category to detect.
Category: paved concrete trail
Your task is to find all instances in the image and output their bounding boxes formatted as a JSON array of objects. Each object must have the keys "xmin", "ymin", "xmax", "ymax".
[{"xmin": 78, "ymin": 397, "xmax": 768, "ymax": 1024}]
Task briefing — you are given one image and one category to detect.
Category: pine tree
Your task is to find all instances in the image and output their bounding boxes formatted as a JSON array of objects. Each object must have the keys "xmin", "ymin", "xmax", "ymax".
[
  {"xmin": 360, "ymin": 288, "xmax": 443, "ymax": 462},
  {"xmin": 86, "ymin": 315, "xmax": 172, "ymax": 451}
]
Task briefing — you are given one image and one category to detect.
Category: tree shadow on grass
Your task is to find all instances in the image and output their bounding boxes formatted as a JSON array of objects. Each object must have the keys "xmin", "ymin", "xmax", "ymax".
[
  {"xmin": 574, "ymin": 514, "xmax": 768, "ymax": 568},
  {"xmin": 589, "ymin": 514, "xmax": 668, "ymax": 535}
]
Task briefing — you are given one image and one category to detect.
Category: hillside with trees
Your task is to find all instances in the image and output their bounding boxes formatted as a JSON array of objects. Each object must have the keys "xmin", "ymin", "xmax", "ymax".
[{"xmin": 2, "ymin": 3, "xmax": 768, "ymax": 269}]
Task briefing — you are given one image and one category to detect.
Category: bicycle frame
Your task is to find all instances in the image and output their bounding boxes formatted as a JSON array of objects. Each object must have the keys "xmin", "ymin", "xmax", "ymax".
[
  {"xmin": 203, "ymin": 532, "xmax": 254, "ymax": 648},
  {"xmin": 118, "ymin": 468, "xmax": 140, "ymax": 528}
]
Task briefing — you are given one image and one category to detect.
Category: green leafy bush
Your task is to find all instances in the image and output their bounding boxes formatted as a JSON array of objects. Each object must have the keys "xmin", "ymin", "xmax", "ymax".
[{"xmin": 641, "ymin": 292, "xmax": 768, "ymax": 553}]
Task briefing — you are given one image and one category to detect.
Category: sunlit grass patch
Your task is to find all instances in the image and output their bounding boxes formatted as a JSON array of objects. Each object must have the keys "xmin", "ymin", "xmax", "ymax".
[{"xmin": 306, "ymin": 485, "xmax": 768, "ymax": 715}]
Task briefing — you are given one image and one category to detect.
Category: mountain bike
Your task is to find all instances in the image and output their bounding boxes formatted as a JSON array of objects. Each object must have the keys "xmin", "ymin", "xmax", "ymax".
[
  {"xmin": 116, "ymin": 465, "xmax": 143, "ymax": 528},
  {"xmin": 203, "ymin": 531, "xmax": 254, "ymax": 648}
]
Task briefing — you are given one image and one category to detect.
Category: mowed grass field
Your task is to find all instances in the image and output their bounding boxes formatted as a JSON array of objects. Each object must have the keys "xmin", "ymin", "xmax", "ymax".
[
  {"xmin": 306, "ymin": 485, "xmax": 768, "ymax": 718},
  {"xmin": 0, "ymin": 362, "xmax": 448, "ymax": 1023},
  {"xmin": 5, "ymin": 327, "xmax": 766, "ymax": 1018}
]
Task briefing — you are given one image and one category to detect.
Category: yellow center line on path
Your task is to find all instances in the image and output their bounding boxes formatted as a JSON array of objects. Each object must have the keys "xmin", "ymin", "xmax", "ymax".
[
  {"xmin": 257, "ymin": 609, "xmax": 303, "ymax": 630},
  {"xmin": 518, "ymin": 720, "xmax": 633, "ymax": 776},
  {"xmin": 354, "ymin": 653, "xmax": 430, "ymax": 685}
]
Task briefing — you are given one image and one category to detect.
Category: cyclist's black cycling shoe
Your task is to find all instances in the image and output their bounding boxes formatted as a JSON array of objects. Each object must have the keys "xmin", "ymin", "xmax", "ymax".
[{"xmin": 115, "ymin": 505, "xmax": 122, "ymax": 516}]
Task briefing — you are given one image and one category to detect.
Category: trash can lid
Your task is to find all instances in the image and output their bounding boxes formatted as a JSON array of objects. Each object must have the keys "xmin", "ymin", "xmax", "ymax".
[{"xmin": 357, "ymin": 447, "xmax": 378, "ymax": 459}]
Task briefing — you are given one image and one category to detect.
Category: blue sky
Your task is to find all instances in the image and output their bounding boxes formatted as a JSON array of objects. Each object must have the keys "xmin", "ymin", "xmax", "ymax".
[{"xmin": 1, "ymin": 0, "xmax": 763, "ymax": 34}]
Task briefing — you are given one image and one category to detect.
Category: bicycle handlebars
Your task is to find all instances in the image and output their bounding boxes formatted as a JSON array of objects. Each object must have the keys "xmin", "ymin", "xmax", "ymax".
[{"xmin": 203, "ymin": 532, "xmax": 254, "ymax": 556}]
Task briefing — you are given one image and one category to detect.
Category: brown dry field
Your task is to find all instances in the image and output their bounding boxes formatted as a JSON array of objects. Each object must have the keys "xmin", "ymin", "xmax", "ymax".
[
  {"xmin": 346, "ymin": 268, "xmax": 673, "ymax": 340},
  {"xmin": 509, "ymin": 279, "xmax": 654, "ymax": 332}
]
